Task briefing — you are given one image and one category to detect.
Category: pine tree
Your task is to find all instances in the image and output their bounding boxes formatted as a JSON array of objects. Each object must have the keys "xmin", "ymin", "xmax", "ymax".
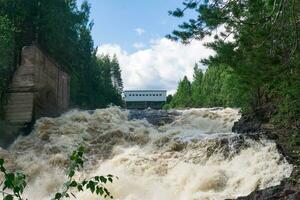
[
  {"xmin": 0, "ymin": 16, "xmax": 15, "ymax": 118},
  {"xmin": 191, "ymin": 63, "xmax": 204, "ymax": 107},
  {"xmin": 171, "ymin": 76, "xmax": 192, "ymax": 108},
  {"xmin": 111, "ymin": 54, "xmax": 123, "ymax": 94}
]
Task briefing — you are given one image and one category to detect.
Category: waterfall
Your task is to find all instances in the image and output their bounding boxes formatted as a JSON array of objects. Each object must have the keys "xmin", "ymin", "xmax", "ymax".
[{"xmin": 6, "ymin": 107, "xmax": 292, "ymax": 200}]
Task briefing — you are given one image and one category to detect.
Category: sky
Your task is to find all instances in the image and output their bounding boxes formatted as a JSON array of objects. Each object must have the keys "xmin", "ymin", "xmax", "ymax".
[{"xmin": 77, "ymin": 0, "xmax": 214, "ymax": 93}]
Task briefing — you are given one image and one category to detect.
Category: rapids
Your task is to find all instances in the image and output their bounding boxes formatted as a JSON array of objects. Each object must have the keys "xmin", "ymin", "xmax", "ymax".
[{"xmin": 5, "ymin": 107, "xmax": 293, "ymax": 200}]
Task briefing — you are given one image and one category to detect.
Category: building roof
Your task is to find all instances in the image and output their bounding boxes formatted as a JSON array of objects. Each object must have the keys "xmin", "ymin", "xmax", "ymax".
[{"xmin": 124, "ymin": 90, "xmax": 167, "ymax": 93}]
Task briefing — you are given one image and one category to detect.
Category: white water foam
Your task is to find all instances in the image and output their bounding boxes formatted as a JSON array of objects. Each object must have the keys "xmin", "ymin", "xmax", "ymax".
[{"xmin": 6, "ymin": 107, "xmax": 293, "ymax": 200}]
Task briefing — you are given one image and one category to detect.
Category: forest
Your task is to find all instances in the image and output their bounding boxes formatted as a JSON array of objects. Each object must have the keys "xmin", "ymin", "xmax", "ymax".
[
  {"xmin": 164, "ymin": 64, "xmax": 249, "ymax": 109},
  {"xmin": 0, "ymin": 0, "xmax": 123, "ymax": 118},
  {"xmin": 167, "ymin": 0, "xmax": 300, "ymax": 129}
]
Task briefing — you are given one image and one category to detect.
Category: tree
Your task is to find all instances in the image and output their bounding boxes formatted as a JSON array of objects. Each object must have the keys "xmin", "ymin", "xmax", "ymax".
[
  {"xmin": 0, "ymin": 16, "xmax": 15, "ymax": 118},
  {"xmin": 111, "ymin": 55, "xmax": 123, "ymax": 94},
  {"xmin": 170, "ymin": 64, "xmax": 250, "ymax": 109},
  {"xmin": 191, "ymin": 63, "xmax": 204, "ymax": 107},
  {"xmin": 171, "ymin": 76, "xmax": 192, "ymax": 108},
  {"xmin": 169, "ymin": 0, "xmax": 300, "ymax": 125}
]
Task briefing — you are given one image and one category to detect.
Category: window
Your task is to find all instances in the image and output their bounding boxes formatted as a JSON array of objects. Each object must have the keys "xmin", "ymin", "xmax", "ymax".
[
  {"xmin": 129, "ymin": 94, "xmax": 131, "ymax": 96},
  {"xmin": 159, "ymin": 94, "xmax": 162, "ymax": 96},
  {"xmin": 146, "ymin": 94, "xmax": 148, "ymax": 96},
  {"xmin": 139, "ymin": 94, "xmax": 141, "ymax": 96},
  {"xmin": 143, "ymin": 94, "xmax": 145, "ymax": 96}
]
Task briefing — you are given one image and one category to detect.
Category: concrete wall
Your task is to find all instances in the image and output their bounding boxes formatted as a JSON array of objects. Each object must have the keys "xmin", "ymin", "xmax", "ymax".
[
  {"xmin": 4, "ymin": 45, "xmax": 70, "ymax": 125},
  {"xmin": 32, "ymin": 46, "xmax": 69, "ymax": 118}
]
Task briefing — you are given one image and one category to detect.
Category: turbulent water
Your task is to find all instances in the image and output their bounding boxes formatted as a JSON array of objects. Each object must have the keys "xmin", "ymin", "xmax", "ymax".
[{"xmin": 6, "ymin": 107, "xmax": 293, "ymax": 200}]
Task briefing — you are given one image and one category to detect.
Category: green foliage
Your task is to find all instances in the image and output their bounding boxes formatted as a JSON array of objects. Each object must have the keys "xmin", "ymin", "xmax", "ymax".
[
  {"xmin": 169, "ymin": 0, "xmax": 300, "ymax": 128},
  {"xmin": 0, "ymin": 146, "xmax": 116, "ymax": 200},
  {"xmin": 0, "ymin": 16, "xmax": 15, "ymax": 118},
  {"xmin": 0, "ymin": 158, "xmax": 26, "ymax": 200},
  {"xmin": 191, "ymin": 64, "xmax": 204, "ymax": 107},
  {"xmin": 111, "ymin": 55, "xmax": 124, "ymax": 94},
  {"xmin": 71, "ymin": 53, "xmax": 124, "ymax": 109},
  {"xmin": 169, "ymin": 64, "xmax": 249, "ymax": 109},
  {"xmin": 171, "ymin": 76, "xmax": 192, "ymax": 108},
  {"xmin": 163, "ymin": 95, "xmax": 173, "ymax": 110},
  {"xmin": 53, "ymin": 146, "xmax": 115, "ymax": 200}
]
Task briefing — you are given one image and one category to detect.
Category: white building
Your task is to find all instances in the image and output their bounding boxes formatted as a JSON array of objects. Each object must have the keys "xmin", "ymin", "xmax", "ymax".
[{"xmin": 123, "ymin": 90, "xmax": 167, "ymax": 109}]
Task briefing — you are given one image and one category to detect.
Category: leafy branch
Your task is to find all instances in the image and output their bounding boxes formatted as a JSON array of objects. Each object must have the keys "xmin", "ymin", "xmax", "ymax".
[
  {"xmin": 0, "ymin": 146, "xmax": 116, "ymax": 200},
  {"xmin": 53, "ymin": 146, "xmax": 116, "ymax": 200},
  {"xmin": 0, "ymin": 158, "xmax": 26, "ymax": 200}
]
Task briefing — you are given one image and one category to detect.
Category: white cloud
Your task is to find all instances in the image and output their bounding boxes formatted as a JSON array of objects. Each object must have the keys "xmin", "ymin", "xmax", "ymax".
[
  {"xmin": 97, "ymin": 37, "xmax": 215, "ymax": 93},
  {"xmin": 133, "ymin": 42, "xmax": 145, "ymax": 49},
  {"xmin": 134, "ymin": 28, "xmax": 145, "ymax": 36}
]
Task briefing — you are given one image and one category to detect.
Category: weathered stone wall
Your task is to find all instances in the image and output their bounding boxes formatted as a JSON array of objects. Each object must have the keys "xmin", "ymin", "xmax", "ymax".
[
  {"xmin": 31, "ymin": 46, "xmax": 69, "ymax": 118},
  {"xmin": 4, "ymin": 45, "xmax": 69, "ymax": 126}
]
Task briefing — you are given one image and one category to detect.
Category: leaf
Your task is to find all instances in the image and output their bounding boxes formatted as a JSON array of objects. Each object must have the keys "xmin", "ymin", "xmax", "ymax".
[
  {"xmin": 69, "ymin": 181, "xmax": 77, "ymax": 187},
  {"xmin": 70, "ymin": 152, "xmax": 77, "ymax": 161},
  {"xmin": 77, "ymin": 184, "xmax": 83, "ymax": 191},
  {"xmin": 99, "ymin": 176, "xmax": 107, "ymax": 183},
  {"xmin": 108, "ymin": 177, "xmax": 113, "ymax": 183},
  {"xmin": 68, "ymin": 170, "xmax": 75, "ymax": 178},
  {"xmin": 78, "ymin": 146, "xmax": 85, "ymax": 153},
  {"xmin": 96, "ymin": 186, "xmax": 104, "ymax": 196},
  {"xmin": 3, "ymin": 195, "xmax": 13, "ymax": 200},
  {"xmin": 54, "ymin": 192, "xmax": 62, "ymax": 200},
  {"xmin": 94, "ymin": 176, "xmax": 100, "ymax": 181},
  {"xmin": 87, "ymin": 181, "xmax": 95, "ymax": 193},
  {"xmin": 0, "ymin": 165, "xmax": 6, "ymax": 173},
  {"xmin": 13, "ymin": 186, "xmax": 20, "ymax": 194},
  {"xmin": 0, "ymin": 158, "xmax": 4, "ymax": 165},
  {"xmin": 82, "ymin": 180, "xmax": 87, "ymax": 186}
]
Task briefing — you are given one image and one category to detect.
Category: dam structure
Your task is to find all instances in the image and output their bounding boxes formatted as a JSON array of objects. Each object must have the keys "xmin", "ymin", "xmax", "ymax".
[{"xmin": 4, "ymin": 45, "xmax": 70, "ymax": 127}]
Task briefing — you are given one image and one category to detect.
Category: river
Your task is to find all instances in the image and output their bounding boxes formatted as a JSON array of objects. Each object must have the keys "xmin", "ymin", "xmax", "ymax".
[{"xmin": 6, "ymin": 107, "xmax": 293, "ymax": 200}]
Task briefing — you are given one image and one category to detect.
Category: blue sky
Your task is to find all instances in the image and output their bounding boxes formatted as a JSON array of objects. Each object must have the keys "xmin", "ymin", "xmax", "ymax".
[
  {"xmin": 77, "ymin": 0, "xmax": 195, "ymax": 52},
  {"xmin": 76, "ymin": 0, "xmax": 214, "ymax": 92}
]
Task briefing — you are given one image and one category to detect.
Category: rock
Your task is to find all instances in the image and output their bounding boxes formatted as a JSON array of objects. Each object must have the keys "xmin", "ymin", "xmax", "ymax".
[
  {"xmin": 232, "ymin": 114, "xmax": 261, "ymax": 133},
  {"xmin": 233, "ymin": 176, "xmax": 300, "ymax": 200},
  {"xmin": 167, "ymin": 140, "xmax": 186, "ymax": 151},
  {"xmin": 128, "ymin": 109, "xmax": 180, "ymax": 126},
  {"xmin": 261, "ymin": 123, "xmax": 275, "ymax": 130},
  {"xmin": 232, "ymin": 113, "xmax": 300, "ymax": 200}
]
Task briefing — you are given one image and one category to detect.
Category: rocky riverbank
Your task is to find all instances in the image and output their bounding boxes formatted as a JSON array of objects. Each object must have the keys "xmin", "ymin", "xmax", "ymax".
[{"xmin": 232, "ymin": 114, "xmax": 300, "ymax": 200}]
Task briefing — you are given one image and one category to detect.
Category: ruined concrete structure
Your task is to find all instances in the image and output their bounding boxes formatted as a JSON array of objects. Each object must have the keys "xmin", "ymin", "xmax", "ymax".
[{"xmin": 4, "ymin": 45, "xmax": 70, "ymax": 126}]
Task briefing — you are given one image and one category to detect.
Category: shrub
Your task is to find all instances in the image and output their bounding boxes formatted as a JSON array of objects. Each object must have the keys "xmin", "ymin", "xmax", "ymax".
[{"xmin": 0, "ymin": 146, "xmax": 116, "ymax": 200}]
